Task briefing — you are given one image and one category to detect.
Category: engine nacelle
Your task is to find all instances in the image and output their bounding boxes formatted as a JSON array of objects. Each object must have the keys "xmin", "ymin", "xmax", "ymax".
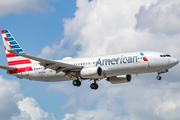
[
  {"xmin": 107, "ymin": 75, "xmax": 131, "ymax": 84},
  {"xmin": 80, "ymin": 67, "xmax": 102, "ymax": 79}
]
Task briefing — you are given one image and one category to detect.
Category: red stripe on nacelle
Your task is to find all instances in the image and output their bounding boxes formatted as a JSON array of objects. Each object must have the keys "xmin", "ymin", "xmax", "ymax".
[
  {"xmin": 1, "ymin": 30, "xmax": 5, "ymax": 34},
  {"xmin": 4, "ymin": 46, "xmax": 6, "ymax": 50},
  {"xmin": 8, "ymin": 59, "xmax": 31, "ymax": 66},
  {"xmin": 4, "ymin": 37, "xmax": 8, "ymax": 41},
  {"xmin": 143, "ymin": 57, "xmax": 148, "ymax": 61},
  {"xmin": 6, "ymin": 53, "xmax": 16, "ymax": 58},
  {"xmin": 8, "ymin": 66, "xmax": 33, "ymax": 74}
]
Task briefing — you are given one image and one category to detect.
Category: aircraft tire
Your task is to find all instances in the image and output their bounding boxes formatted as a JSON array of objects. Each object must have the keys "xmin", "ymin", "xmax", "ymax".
[
  {"xmin": 90, "ymin": 83, "xmax": 98, "ymax": 90},
  {"xmin": 77, "ymin": 80, "xmax": 81, "ymax": 87},
  {"xmin": 73, "ymin": 80, "xmax": 81, "ymax": 86},
  {"xmin": 156, "ymin": 76, "xmax": 161, "ymax": 80},
  {"xmin": 94, "ymin": 84, "xmax": 98, "ymax": 90}
]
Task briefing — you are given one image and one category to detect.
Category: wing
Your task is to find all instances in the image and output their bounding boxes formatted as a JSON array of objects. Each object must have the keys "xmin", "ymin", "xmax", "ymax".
[
  {"xmin": 0, "ymin": 65, "xmax": 16, "ymax": 70},
  {"xmin": 8, "ymin": 50, "xmax": 82, "ymax": 74}
]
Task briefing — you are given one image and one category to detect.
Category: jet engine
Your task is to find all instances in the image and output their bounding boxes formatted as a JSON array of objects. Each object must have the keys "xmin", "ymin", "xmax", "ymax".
[
  {"xmin": 107, "ymin": 75, "xmax": 131, "ymax": 84},
  {"xmin": 80, "ymin": 67, "xmax": 102, "ymax": 79}
]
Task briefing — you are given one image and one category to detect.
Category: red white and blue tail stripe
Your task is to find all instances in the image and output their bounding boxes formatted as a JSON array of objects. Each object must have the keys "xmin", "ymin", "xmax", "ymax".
[{"xmin": 1, "ymin": 30, "xmax": 33, "ymax": 74}]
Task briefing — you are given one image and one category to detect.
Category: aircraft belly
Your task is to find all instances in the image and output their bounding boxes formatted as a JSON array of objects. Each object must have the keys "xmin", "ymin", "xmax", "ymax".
[
  {"xmin": 102, "ymin": 65, "xmax": 134, "ymax": 76},
  {"xmin": 24, "ymin": 71, "xmax": 74, "ymax": 82},
  {"xmin": 45, "ymin": 73, "xmax": 76, "ymax": 82},
  {"xmin": 105, "ymin": 63, "xmax": 150, "ymax": 75},
  {"xmin": 27, "ymin": 69, "xmax": 66, "ymax": 81}
]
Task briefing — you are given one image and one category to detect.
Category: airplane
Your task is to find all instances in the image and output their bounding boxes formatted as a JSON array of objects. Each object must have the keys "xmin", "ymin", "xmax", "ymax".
[{"xmin": 0, "ymin": 30, "xmax": 179, "ymax": 90}]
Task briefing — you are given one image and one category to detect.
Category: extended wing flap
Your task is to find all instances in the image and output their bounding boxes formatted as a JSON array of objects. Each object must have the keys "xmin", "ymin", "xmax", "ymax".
[
  {"xmin": 8, "ymin": 50, "xmax": 82, "ymax": 71},
  {"xmin": 0, "ymin": 65, "xmax": 16, "ymax": 70}
]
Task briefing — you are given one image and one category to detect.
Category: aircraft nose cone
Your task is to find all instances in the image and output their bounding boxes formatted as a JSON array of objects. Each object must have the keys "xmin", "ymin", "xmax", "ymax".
[
  {"xmin": 171, "ymin": 58, "xmax": 179, "ymax": 66},
  {"xmin": 176, "ymin": 59, "xmax": 179, "ymax": 64}
]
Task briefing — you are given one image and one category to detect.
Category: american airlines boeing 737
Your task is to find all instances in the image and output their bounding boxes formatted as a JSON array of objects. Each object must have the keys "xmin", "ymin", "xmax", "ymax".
[{"xmin": 0, "ymin": 30, "xmax": 179, "ymax": 90}]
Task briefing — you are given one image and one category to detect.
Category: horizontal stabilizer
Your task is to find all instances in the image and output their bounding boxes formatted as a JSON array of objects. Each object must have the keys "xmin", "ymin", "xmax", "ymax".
[{"xmin": 0, "ymin": 65, "xmax": 16, "ymax": 70}]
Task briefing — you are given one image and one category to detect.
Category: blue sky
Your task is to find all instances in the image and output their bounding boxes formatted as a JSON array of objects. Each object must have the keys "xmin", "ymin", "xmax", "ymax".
[{"xmin": 0, "ymin": 0, "xmax": 180, "ymax": 120}]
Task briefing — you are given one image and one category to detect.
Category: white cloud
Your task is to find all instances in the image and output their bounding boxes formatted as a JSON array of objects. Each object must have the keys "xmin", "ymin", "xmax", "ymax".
[
  {"xmin": 0, "ymin": 76, "xmax": 22, "ymax": 120},
  {"xmin": 62, "ymin": 109, "xmax": 122, "ymax": 120},
  {"xmin": 38, "ymin": 39, "xmax": 67, "ymax": 59},
  {"xmin": 61, "ymin": 0, "xmax": 159, "ymax": 57},
  {"xmin": 0, "ymin": 75, "xmax": 56, "ymax": 120},
  {"xmin": 0, "ymin": 0, "xmax": 55, "ymax": 17},
  {"xmin": 39, "ymin": 46, "xmax": 55, "ymax": 59},
  {"xmin": 135, "ymin": 0, "xmax": 180, "ymax": 35},
  {"xmin": 12, "ymin": 97, "xmax": 56, "ymax": 120}
]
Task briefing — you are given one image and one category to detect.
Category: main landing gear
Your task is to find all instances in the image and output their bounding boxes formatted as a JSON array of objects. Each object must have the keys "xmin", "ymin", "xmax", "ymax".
[
  {"xmin": 73, "ymin": 77, "xmax": 99, "ymax": 90},
  {"xmin": 73, "ymin": 77, "xmax": 81, "ymax": 87},
  {"xmin": 90, "ymin": 80, "xmax": 99, "ymax": 90}
]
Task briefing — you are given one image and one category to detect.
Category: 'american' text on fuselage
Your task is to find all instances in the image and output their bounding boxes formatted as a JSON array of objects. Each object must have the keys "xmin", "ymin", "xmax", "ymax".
[{"xmin": 96, "ymin": 55, "xmax": 138, "ymax": 66}]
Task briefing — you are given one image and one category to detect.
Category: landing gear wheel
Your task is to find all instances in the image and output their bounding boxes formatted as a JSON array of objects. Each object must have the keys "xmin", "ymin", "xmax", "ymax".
[
  {"xmin": 94, "ymin": 84, "xmax": 98, "ymax": 90},
  {"xmin": 73, "ymin": 80, "xmax": 78, "ymax": 86},
  {"xmin": 77, "ymin": 80, "xmax": 81, "ymax": 87},
  {"xmin": 73, "ymin": 80, "xmax": 81, "ymax": 87},
  {"xmin": 90, "ymin": 83, "xmax": 99, "ymax": 90},
  {"xmin": 156, "ymin": 76, "xmax": 161, "ymax": 80}
]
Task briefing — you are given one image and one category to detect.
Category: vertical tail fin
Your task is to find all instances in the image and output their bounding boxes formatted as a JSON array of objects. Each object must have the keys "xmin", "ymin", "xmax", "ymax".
[{"xmin": 1, "ymin": 30, "xmax": 32, "ymax": 67}]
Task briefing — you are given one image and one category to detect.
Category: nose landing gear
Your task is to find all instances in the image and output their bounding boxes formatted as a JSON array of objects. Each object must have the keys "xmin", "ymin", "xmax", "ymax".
[
  {"xmin": 156, "ymin": 69, "xmax": 168, "ymax": 80},
  {"xmin": 156, "ymin": 75, "xmax": 161, "ymax": 80}
]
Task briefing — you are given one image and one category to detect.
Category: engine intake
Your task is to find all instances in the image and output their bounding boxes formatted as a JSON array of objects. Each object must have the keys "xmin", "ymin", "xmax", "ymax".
[
  {"xmin": 80, "ymin": 67, "xmax": 102, "ymax": 79},
  {"xmin": 107, "ymin": 75, "xmax": 131, "ymax": 84}
]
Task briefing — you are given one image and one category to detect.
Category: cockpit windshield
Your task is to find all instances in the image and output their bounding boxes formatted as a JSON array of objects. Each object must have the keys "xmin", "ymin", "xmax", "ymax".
[{"xmin": 160, "ymin": 54, "xmax": 171, "ymax": 57}]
